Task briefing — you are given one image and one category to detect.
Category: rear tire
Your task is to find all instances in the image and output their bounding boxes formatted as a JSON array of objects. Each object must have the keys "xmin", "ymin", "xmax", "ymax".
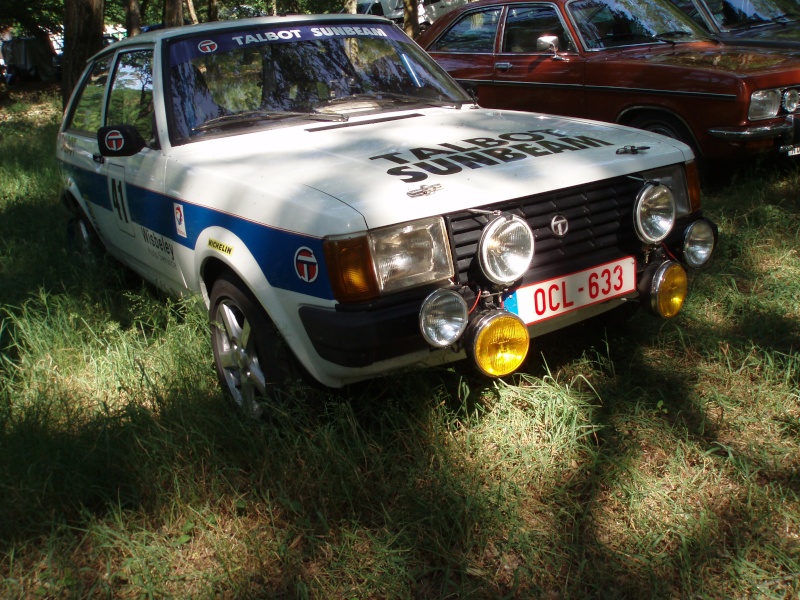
[
  {"xmin": 209, "ymin": 273, "xmax": 299, "ymax": 418},
  {"xmin": 67, "ymin": 213, "xmax": 104, "ymax": 260}
]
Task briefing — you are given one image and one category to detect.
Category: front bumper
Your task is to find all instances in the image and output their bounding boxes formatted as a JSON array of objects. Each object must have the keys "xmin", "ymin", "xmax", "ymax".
[
  {"xmin": 708, "ymin": 114, "xmax": 800, "ymax": 153},
  {"xmin": 299, "ymin": 291, "xmax": 431, "ymax": 368}
]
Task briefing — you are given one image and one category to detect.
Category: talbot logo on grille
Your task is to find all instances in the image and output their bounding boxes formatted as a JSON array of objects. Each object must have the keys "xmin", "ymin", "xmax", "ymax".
[
  {"xmin": 550, "ymin": 214, "xmax": 569, "ymax": 237},
  {"xmin": 407, "ymin": 184, "xmax": 442, "ymax": 198}
]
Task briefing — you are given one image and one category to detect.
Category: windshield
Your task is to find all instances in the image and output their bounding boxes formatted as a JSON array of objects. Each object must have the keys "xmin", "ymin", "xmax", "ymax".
[
  {"xmin": 568, "ymin": 0, "xmax": 711, "ymax": 49},
  {"xmin": 700, "ymin": 0, "xmax": 800, "ymax": 30},
  {"xmin": 166, "ymin": 22, "xmax": 469, "ymax": 143}
]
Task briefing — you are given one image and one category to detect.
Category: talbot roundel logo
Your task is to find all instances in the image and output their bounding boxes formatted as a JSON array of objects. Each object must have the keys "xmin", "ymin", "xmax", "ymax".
[
  {"xmin": 294, "ymin": 247, "xmax": 318, "ymax": 283},
  {"xmin": 105, "ymin": 129, "xmax": 125, "ymax": 152},
  {"xmin": 550, "ymin": 214, "xmax": 569, "ymax": 238},
  {"xmin": 198, "ymin": 40, "xmax": 218, "ymax": 53}
]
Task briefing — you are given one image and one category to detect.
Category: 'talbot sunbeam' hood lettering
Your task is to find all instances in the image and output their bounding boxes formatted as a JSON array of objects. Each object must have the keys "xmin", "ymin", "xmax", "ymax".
[{"xmin": 170, "ymin": 108, "xmax": 691, "ymax": 230}]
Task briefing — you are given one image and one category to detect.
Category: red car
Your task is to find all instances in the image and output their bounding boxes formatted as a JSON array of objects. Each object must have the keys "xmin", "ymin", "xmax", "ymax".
[{"xmin": 417, "ymin": 0, "xmax": 800, "ymax": 160}]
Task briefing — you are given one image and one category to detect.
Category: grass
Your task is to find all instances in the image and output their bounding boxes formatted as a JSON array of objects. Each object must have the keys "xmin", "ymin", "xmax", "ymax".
[{"xmin": 1, "ymin": 85, "xmax": 799, "ymax": 599}]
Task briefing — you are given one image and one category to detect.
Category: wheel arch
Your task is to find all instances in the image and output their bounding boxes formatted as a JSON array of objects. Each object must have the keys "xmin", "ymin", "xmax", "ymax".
[
  {"xmin": 195, "ymin": 227, "xmax": 329, "ymax": 385},
  {"xmin": 617, "ymin": 106, "xmax": 702, "ymax": 156}
]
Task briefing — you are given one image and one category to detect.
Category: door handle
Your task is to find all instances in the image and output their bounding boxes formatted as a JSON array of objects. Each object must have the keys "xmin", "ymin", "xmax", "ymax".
[
  {"xmin": 92, "ymin": 154, "xmax": 105, "ymax": 164},
  {"xmin": 495, "ymin": 62, "xmax": 512, "ymax": 71}
]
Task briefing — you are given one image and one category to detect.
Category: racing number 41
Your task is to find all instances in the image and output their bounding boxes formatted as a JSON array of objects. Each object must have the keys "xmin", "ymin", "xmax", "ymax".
[{"xmin": 107, "ymin": 164, "xmax": 135, "ymax": 236}]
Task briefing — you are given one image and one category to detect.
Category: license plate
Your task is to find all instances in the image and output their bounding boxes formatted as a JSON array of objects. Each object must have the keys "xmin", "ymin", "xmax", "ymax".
[
  {"xmin": 504, "ymin": 257, "xmax": 636, "ymax": 325},
  {"xmin": 788, "ymin": 146, "xmax": 800, "ymax": 157}
]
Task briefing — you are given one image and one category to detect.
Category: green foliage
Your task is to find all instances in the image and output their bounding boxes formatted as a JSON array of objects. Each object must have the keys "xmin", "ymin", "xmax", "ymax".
[
  {"xmin": 1, "ymin": 89, "xmax": 799, "ymax": 599},
  {"xmin": 0, "ymin": 0, "xmax": 63, "ymax": 35}
]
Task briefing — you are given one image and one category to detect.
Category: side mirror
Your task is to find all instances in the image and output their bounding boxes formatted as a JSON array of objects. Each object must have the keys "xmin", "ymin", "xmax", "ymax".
[
  {"xmin": 97, "ymin": 125, "xmax": 147, "ymax": 157},
  {"xmin": 536, "ymin": 35, "xmax": 560, "ymax": 54}
]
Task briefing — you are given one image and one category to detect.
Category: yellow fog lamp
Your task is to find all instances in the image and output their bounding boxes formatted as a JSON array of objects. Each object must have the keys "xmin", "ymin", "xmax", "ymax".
[
  {"xmin": 650, "ymin": 261, "xmax": 687, "ymax": 318},
  {"xmin": 468, "ymin": 311, "xmax": 529, "ymax": 377}
]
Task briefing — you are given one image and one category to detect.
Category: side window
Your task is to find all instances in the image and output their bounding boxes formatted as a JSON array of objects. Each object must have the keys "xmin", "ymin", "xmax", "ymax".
[
  {"xmin": 106, "ymin": 50, "xmax": 156, "ymax": 146},
  {"xmin": 65, "ymin": 56, "xmax": 112, "ymax": 134},
  {"xmin": 428, "ymin": 8, "xmax": 503, "ymax": 53},
  {"xmin": 502, "ymin": 5, "xmax": 576, "ymax": 53}
]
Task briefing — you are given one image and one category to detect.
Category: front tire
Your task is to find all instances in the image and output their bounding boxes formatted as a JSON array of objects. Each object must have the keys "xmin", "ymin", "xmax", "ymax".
[
  {"xmin": 209, "ymin": 273, "xmax": 298, "ymax": 418},
  {"xmin": 628, "ymin": 112, "xmax": 697, "ymax": 154}
]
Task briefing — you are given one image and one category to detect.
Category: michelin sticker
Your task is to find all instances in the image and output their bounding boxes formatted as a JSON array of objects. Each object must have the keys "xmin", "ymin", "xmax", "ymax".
[{"xmin": 209, "ymin": 238, "xmax": 234, "ymax": 255}]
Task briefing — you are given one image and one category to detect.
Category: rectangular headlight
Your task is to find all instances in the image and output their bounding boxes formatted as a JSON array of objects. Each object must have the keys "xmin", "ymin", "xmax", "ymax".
[
  {"xmin": 749, "ymin": 89, "xmax": 781, "ymax": 120},
  {"xmin": 370, "ymin": 217, "xmax": 453, "ymax": 293}
]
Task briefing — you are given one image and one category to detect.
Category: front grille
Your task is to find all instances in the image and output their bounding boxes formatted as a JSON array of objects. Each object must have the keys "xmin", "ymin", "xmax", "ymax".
[{"xmin": 445, "ymin": 175, "xmax": 643, "ymax": 284}]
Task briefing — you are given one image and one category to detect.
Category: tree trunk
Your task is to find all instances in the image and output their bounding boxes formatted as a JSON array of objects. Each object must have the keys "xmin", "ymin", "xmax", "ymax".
[
  {"xmin": 402, "ymin": 0, "xmax": 419, "ymax": 38},
  {"xmin": 207, "ymin": 0, "xmax": 219, "ymax": 21},
  {"xmin": 185, "ymin": 0, "xmax": 199, "ymax": 24},
  {"xmin": 342, "ymin": 0, "xmax": 356, "ymax": 13},
  {"xmin": 63, "ymin": 0, "xmax": 105, "ymax": 108},
  {"xmin": 164, "ymin": 0, "xmax": 183, "ymax": 27},
  {"xmin": 126, "ymin": 0, "xmax": 142, "ymax": 37}
]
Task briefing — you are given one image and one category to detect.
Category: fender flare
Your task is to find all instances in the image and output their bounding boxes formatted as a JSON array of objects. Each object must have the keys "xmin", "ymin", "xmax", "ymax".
[{"xmin": 193, "ymin": 225, "xmax": 330, "ymax": 384}]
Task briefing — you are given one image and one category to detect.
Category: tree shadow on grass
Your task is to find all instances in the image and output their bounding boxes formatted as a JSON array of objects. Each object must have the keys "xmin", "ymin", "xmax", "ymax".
[
  {"xmin": 2, "ymin": 165, "xmax": 799, "ymax": 596},
  {"xmin": 2, "ymin": 281, "xmax": 798, "ymax": 598}
]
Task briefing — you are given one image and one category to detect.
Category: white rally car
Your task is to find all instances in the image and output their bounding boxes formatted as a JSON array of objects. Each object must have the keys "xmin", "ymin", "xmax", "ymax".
[{"xmin": 57, "ymin": 15, "xmax": 716, "ymax": 412}]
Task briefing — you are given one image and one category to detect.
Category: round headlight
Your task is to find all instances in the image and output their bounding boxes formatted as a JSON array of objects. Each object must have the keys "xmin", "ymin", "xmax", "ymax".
[
  {"xmin": 634, "ymin": 183, "xmax": 676, "ymax": 244},
  {"xmin": 468, "ymin": 311, "xmax": 529, "ymax": 377},
  {"xmin": 682, "ymin": 220, "xmax": 715, "ymax": 268},
  {"xmin": 419, "ymin": 288, "xmax": 469, "ymax": 347},
  {"xmin": 650, "ymin": 261, "xmax": 687, "ymax": 318},
  {"xmin": 783, "ymin": 89, "xmax": 799, "ymax": 113},
  {"xmin": 478, "ymin": 214, "xmax": 534, "ymax": 286}
]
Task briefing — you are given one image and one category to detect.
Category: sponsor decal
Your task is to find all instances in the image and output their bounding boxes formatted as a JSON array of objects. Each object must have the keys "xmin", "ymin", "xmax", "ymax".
[
  {"xmin": 169, "ymin": 25, "xmax": 401, "ymax": 65},
  {"xmin": 140, "ymin": 226, "xmax": 176, "ymax": 268},
  {"xmin": 209, "ymin": 238, "xmax": 234, "ymax": 255},
  {"xmin": 231, "ymin": 26, "xmax": 388, "ymax": 46},
  {"xmin": 174, "ymin": 203, "xmax": 187, "ymax": 238},
  {"xmin": 294, "ymin": 247, "xmax": 318, "ymax": 283},
  {"xmin": 105, "ymin": 130, "xmax": 125, "ymax": 152},
  {"xmin": 198, "ymin": 39, "xmax": 218, "ymax": 53},
  {"xmin": 369, "ymin": 129, "xmax": 613, "ymax": 183}
]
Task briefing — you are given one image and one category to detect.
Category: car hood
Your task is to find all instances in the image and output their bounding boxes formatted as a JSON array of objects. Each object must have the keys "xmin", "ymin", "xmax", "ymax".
[
  {"xmin": 169, "ymin": 107, "xmax": 690, "ymax": 231},
  {"xmin": 600, "ymin": 41, "xmax": 800, "ymax": 76}
]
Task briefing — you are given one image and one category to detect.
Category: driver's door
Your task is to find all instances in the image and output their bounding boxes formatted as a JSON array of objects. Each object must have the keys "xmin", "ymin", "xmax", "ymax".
[{"xmin": 100, "ymin": 49, "xmax": 181, "ymax": 286}]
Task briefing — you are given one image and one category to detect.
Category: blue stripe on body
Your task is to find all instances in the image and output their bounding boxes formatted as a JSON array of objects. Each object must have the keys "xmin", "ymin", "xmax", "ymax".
[{"xmin": 63, "ymin": 163, "xmax": 334, "ymax": 299}]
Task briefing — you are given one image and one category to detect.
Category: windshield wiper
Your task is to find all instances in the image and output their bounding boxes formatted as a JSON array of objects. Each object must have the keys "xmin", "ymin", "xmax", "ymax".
[
  {"xmin": 730, "ymin": 16, "xmax": 771, "ymax": 30},
  {"xmin": 652, "ymin": 30, "xmax": 694, "ymax": 45},
  {"xmin": 192, "ymin": 109, "xmax": 347, "ymax": 133},
  {"xmin": 324, "ymin": 92, "xmax": 466, "ymax": 109},
  {"xmin": 771, "ymin": 12, "xmax": 800, "ymax": 24}
]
